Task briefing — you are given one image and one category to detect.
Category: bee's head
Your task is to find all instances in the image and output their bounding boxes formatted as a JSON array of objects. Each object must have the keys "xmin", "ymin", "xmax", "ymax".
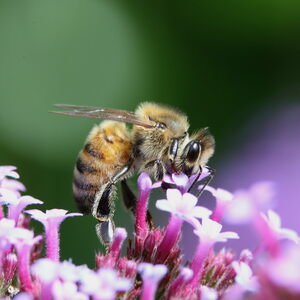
[{"xmin": 169, "ymin": 128, "xmax": 215, "ymax": 176}]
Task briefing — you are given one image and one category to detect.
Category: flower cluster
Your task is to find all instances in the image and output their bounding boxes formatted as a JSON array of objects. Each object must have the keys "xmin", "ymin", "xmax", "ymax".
[{"xmin": 0, "ymin": 164, "xmax": 299, "ymax": 300}]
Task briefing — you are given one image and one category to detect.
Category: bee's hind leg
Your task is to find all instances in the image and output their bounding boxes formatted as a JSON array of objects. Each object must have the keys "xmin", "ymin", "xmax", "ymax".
[
  {"xmin": 121, "ymin": 180, "xmax": 154, "ymax": 231},
  {"xmin": 93, "ymin": 164, "xmax": 132, "ymax": 246}
]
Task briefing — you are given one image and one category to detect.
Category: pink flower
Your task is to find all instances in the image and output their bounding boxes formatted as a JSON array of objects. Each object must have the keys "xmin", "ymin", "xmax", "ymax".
[
  {"xmin": 200, "ymin": 286, "xmax": 218, "ymax": 300},
  {"xmin": 52, "ymin": 280, "xmax": 88, "ymax": 300},
  {"xmin": 26, "ymin": 209, "xmax": 82, "ymax": 261},
  {"xmin": 189, "ymin": 219, "xmax": 239, "ymax": 288},
  {"xmin": 232, "ymin": 261, "xmax": 258, "ymax": 292},
  {"xmin": 138, "ymin": 263, "xmax": 168, "ymax": 300},
  {"xmin": 193, "ymin": 218, "xmax": 239, "ymax": 245},
  {"xmin": 0, "ymin": 218, "xmax": 15, "ymax": 250},
  {"xmin": 32, "ymin": 258, "xmax": 61, "ymax": 300},
  {"xmin": 9, "ymin": 228, "xmax": 42, "ymax": 294},
  {"xmin": 261, "ymin": 209, "xmax": 300, "ymax": 244},
  {"xmin": 14, "ymin": 293, "xmax": 33, "ymax": 300},
  {"xmin": 266, "ymin": 243, "xmax": 300, "ymax": 293},
  {"xmin": 204, "ymin": 186, "xmax": 233, "ymax": 222},
  {"xmin": 155, "ymin": 189, "xmax": 211, "ymax": 263},
  {"xmin": 0, "ymin": 188, "xmax": 43, "ymax": 224},
  {"xmin": 80, "ymin": 268, "xmax": 132, "ymax": 300},
  {"xmin": 135, "ymin": 173, "xmax": 161, "ymax": 241},
  {"xmin": 0, "ymin": 166, "xmax": 19, "ymax": 181},
  {"xmin": 223, "ymin": 181, "xmax": 275, "ymax": 224},
  {"xmin": 167, "ymin": 267, "xmax": 193, "ymax": 298},
  {"xmin": 3, "ymin": 253, "xmax": 18, "ymax": 285},
  {"xmin": 156, "ymin": 189, "xmax": 212, "ymax": 223},
  {"xmin": 1, "ymin": 177, "xmax": 26, "ymax": 197}
]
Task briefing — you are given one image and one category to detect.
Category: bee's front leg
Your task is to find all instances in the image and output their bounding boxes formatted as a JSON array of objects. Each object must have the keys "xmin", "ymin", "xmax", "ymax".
[
  {"xmin": 144, "ymin": 159, "xmax": 165, "ymax": 181},
  {"xmin": 93, "ymin": 163, "xmax": 132, "ymax": 246}
]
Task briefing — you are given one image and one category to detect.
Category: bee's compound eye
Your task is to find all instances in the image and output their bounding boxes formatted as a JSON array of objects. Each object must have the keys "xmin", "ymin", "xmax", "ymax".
[{"xmin": 186, "ymin": 141, "xmax": 201, "ymax": 163}]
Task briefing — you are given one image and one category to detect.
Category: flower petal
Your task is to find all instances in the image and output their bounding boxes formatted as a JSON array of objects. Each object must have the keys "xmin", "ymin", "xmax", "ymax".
[{"xmin": 155, "ymin": 200, "xmax": 172, "ymax": 213}]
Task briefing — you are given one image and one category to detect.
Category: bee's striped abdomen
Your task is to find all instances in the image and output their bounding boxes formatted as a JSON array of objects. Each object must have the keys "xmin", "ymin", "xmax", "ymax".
[{"xmin": 72, "ymin": 121, "xmax": 132, "ymax": 216}]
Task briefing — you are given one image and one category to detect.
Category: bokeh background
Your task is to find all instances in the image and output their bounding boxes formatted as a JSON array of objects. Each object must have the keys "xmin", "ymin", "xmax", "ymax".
[{"xmin": 0, "ymin": 0, "xmax": 299, "ymax": 266}]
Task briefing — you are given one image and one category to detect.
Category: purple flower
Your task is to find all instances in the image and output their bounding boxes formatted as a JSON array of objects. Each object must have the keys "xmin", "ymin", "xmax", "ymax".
[
  {"xmin": 25, "ymin": 209, "xmax": 82, "ymax": 261},
  {"xmin": 138, "ymin": 263, "xmax": 168, "ymax": 300},
  {"xmin": 163, "ymin": 167, "xmax": 210, "ymax": 193}
]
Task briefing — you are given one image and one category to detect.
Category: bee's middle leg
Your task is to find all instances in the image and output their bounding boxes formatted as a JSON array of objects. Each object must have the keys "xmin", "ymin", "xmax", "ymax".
[
  {"xmin": 93, "ymin": 164, "xmax": 132, "ymax": 246},
  {"xmin": 120, "ymin": 180, "xmax": 154, "ymax": 230}
]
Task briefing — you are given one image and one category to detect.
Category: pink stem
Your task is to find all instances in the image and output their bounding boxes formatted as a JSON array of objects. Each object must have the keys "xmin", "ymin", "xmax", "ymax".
[
  {"xmin": 135, "ymin": 188, "xmax": 151, "ymax": 239},
  {"xmin": 17, "ymin": 244, "xmax": 34, "ymax": 293},
  {"xmin": 108, "ymin": 229, "xmax": 127, "ymax": 263},
  {"xmin": 0, "ymin": 205, "xmax": 4, "ymax": 219},
  {"xmin": 46, "ymin": 222, "xmax": 60, "ymax": 261},
  {"xmin": 155, "ymin": 215, "xmax": 183, "ymax": 263},
  {"xmin": 189, "ymin": 241, "xmax": 212, "ymax": 288},
  {"xmin": 40, "ymin": 282, "xmax": 53, "ymax": 300},
  {"xmin": 253, "ymin": 214, "xmax": 279, "ymax": 257},
  {"xmin": 140, "ymin": 280, "xmax": 157, "ymax": 300}
]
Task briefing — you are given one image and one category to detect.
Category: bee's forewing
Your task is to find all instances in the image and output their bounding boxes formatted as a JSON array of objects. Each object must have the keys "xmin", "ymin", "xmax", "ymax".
[{"xmin": 51, "ymin": 104, "xmax": 154, "ymax": 128}]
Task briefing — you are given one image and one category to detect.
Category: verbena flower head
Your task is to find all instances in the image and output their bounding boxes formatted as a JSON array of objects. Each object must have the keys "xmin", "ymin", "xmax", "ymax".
[{"xmin": 0, "ymin": 163, "xmax": 299, "ymax": 300}]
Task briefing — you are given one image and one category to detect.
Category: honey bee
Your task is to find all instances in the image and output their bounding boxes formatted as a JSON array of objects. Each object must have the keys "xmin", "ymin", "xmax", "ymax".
[{"xmin": 52, "ymin": 103, "xmax": 215, "ymax": 245}]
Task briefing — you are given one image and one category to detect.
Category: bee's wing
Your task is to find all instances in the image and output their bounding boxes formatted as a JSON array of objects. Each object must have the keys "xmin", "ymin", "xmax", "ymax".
[{"xmin": 51, "ymin": 104, "xmax": 154, "ymax": 128}]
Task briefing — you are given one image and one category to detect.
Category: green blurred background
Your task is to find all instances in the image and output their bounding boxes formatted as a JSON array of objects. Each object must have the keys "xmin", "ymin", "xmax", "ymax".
[{"xmin": 0, "ymin": 0, "xmax": 299, "ymax": 266}]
